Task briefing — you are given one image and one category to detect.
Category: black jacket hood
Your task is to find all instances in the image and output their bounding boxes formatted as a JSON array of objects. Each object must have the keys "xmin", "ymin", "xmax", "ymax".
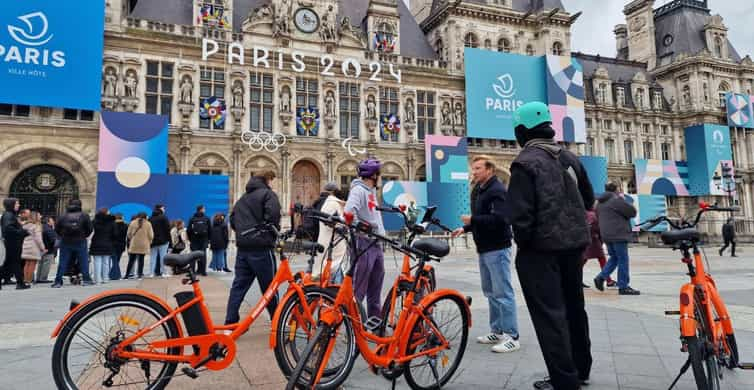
[
  {"xmin": 598, "ymin": 192, "xmax": 615, "ymax": 203},
  {"xmin": 94, "ymin": 212, "xmax": 115, "ymax": 224},
  {"xmin": 3, "ymin": 198, "xmax": 16, "ymax": 212},
  {"xmin": 246, "ymin": 176, "xmax": 268, "ymax": 193}
]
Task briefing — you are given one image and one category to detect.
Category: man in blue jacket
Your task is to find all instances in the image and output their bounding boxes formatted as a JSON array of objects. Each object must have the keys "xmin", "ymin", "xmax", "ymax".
[{"xmin": 453, "ymin": 155, "xmax": 519, "ymax": 353}]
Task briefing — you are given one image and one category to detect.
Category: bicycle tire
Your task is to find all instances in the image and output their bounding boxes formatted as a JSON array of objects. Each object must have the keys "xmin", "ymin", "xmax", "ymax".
[
  {"xmin": 402, "ymin": 294, "xmax": 469, "ymax": 390},
  {"xmin": 725, "ymin": 334, "xmax": 739, "ymax": 369},
  {"xmin": 52, "ymin": 294, "xmax": 182, "ymax": 390},
  {"xmin": 273, "ymin": 287, "xmax": 356, "ymax": 389},
  {"xmin": 687, "ymin": 335, "xmax": 720, "ymax": 390},
  {"xmin": 285, "ymin": 324, "xmax": 339, "ymax": 390}
]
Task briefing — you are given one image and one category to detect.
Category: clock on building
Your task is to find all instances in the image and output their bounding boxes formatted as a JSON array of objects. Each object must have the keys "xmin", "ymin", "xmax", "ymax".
[{"xmin": 294, "ymin": 8, "xmax": 319, "ymax": 33}]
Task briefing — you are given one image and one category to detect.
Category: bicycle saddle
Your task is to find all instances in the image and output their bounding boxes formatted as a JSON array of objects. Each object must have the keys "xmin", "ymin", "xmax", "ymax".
[
  {"xmin": 165, "ymin": 251, "xmax": 205, "ymax": 269},
  {"xmin": 412, "ymin": 238, "xmax": 450, "ymax": 258},
  {"xmin": 661, "ymin": 228, "xmax": 700, "ymax": 245}
]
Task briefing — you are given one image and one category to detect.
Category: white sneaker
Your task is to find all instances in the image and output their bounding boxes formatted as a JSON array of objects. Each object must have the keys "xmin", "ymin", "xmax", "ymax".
[
  {"xmin": 476, "ymin": 333, "xmax": 505, "ymax": 344},
  {"xmin": 491, "ymin": 334, "xmax": 520, "ymax": 353}
]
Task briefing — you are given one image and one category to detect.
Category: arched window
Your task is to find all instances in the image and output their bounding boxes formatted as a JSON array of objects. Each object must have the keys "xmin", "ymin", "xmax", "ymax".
[
  {"xmin": 526, "ymin": 45, "xmax": 534, "ymax": 56},
  {"xmin": 464, "ymin": 33, "xmax": 478, "ymax": 48},
  {"xmin": 597, "ymin": 83, "xmax": 608, "ymax": 104},
  {"xmin": 718, "ymin": 81, "xmax": 730, "ymax": 107},
  {"xmin": 635, "ymin": 88, "xmax": 644, "ymax": 109},
  {"xmin": 435, "ymin": 39, "xmax": 444, "ymax": 59},
  {"xmin": 497, "ymin": 38, "xmax": 511, "ymax": 53},
  {"xmin": 714, "ymin": 36, "xmax": 723, "ymax": 58},
  {"xmin": 604, "ymin": 139, "xmax": 615, "ymax": 163},
  {"xmin": 551, "ymin": 42, "xmax": 563, "ymax": 56}
]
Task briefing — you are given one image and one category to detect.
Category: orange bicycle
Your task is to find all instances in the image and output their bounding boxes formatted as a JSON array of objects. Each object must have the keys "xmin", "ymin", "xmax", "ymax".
[
  {"xmin": 638, "ymin": 202, "xmax": 753, "ymax": 390},
  {"xmin": 50, "ymin": 223, "xmax": 354, "ymax": 389},
  {"xmin": 287, "ymin": 209, "xmax": 471, "ymax": 390}
]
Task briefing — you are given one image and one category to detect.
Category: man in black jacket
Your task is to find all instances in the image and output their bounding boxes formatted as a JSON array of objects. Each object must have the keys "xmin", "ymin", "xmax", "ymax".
[
  {"xmin": 187, "ymin": 205, "xmax": 211, "ymax": 276},
  {"xmin": 149, "ymin": 204, "xmax": 171, "ymax": 277},
  {"xmin": 225, "ymin": 172, "xmax": 281, "ymax": 325},
  {"xmin": 111, "ymin": 213, "xmax": 128, "ymax": 280},
  {"xmin": 53, "ymin": 199, "xmax": 94, "ymax": 288},
  {"xmin": 452, "ymin": 155, "xmax": 519, "ymax": 353},
  {"xmin": 1, "ymin": 198, "xmax": 30, "ymax": 289},
  {"xmin": 37, "ymin": 216, "xmax": 58, "ymax": 283},
  {"xmin": 504, "ymin": 102, "xmax": 594, "ymax": 390},
  {"xmin": 720, "ymin": 217, "xmax": 736, "ymax": 257}
]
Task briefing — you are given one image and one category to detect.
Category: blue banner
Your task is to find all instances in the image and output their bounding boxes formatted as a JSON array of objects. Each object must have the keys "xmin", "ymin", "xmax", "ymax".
[
  {"xmin": 579, "ymin": 156, "xmax": 608, "ymax": 196},
  {"xmin": 0, "ymin": 1, "xmax": 104, "ymax": 110},
  {"xmin": 684, "ymin": 124, "xmax": 733, "ymax": 196}
]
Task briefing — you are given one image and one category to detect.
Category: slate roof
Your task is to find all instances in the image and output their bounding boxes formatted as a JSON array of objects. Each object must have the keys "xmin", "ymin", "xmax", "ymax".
[{"xmin": 130, "ymin": 0, "xmax": 437, "ymax": 59}]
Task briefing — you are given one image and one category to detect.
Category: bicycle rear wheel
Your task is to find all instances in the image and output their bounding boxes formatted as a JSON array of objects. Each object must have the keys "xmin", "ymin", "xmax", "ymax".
[
  {"xmin": 687, "ymin": 336, "xmax": 720, "ymax": 390},
  {"xmin": 51, "ymin": 294, "xmax": 182, "ymax": 390},
  {"xmin": 403, "ymin": 294, "xmax": 469, "ymax": 390}
]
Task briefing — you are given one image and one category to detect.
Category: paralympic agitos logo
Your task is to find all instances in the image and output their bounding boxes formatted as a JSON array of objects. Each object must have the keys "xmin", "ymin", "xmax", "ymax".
[
  {"xmin": 485, "ymin": 74, "xmax": 524, "ymax": 112},
  {"xmin": 1, "ymin": 11, "xmax": 66, "ymax": 68}
]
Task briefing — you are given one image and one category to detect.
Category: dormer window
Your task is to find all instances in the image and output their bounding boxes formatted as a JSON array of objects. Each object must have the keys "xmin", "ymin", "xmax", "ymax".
[
  {"xmin": 616, "ymin": 87, "xmax": 625, "ymax": 107},
  {"xmin": 714, "ymin": 36, "xmax": 723, "ymax": 58},
  {"xmin": 551, "ymin": 42, "xmax": 563, "ymax": 56},
  {"xmin": 464, "ymin": 33, "xmax": 479, "ymax": 48},
  {"xmin": 435, "ymin": 39, "xmax": 444, "ymax": 59},
  {"xmin": 597, "ymin": 83, "xmax": 607, "ymax": 104},
  {"xmin": 375, "ymin": 22, "xmax": 396, "ymax": 53}
]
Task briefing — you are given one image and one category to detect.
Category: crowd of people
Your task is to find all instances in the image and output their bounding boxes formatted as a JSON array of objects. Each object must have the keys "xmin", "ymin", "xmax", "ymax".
[{"xmin": 0, "ymin": 200, "xmax": 232, "ymax": 290}]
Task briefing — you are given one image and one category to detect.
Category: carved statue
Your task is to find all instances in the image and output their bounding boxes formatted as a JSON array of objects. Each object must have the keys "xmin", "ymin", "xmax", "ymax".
[
  {"xmin": 232, "ymin": 81, "xmax": 244, "ymax": 108},
  {"xmin": 274, "ymin": 0, "xmax": 292, "ymax": 36},
  {"xmin": 453, "ymin": 102, "xmax": 465, "ymax": 126},
  {"xmin": 635, "ymin": 91, "xmax": 643, "ymax": 109},
  {"xmin": 702, "ymin": 83, "xmax": 709, "ymax": 102},
  {"xmin": 366, "ymin": 95, "xmax": 377, "ymax": 120},
  {"xmin": 320, "ymin": 6, "xmax": 337, "ymax": 42},
  {"xmin": 339, "ymin": 16, "xmax": 352, "ymax": 35},
  {"xmin": 103, "ymin": 67, "xmax": 118, "ymax": 97},
  {"xmin": 324, "ymin": 90, "xmax": 336, "ymax": 117},
  {"xmin": 123, "ymin": 70, "xmax": 138, "ymax": 98},
  {"xmin": 256, "ymin": 4, "xmax": 272, "ymax": 19},
  {"xmin": 404, "ymin": 98, "xmax": 415, "ymax": 124},
  {"xmin": 440, "ymin": 101, "xmax": 451, "ymax": 126},
  {"xmin": 179, "ymin": 76, "xmax": 193, "ymax": 104},
  {"xmin": 280, "ymin": 86, "xmax": 291, "ymax": 113},
  {"xmin": 682, "ymin": 87, "xmax": 691, "ymax": 107}
]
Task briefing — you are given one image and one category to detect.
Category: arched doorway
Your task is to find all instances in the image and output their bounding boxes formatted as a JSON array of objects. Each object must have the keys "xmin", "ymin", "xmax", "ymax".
[
  {"xmin": 291, "ymin": 160, "xmax": 321, "ymax": 207},
  {"xmin": 10, "ymin": 164, "xmax": 79, "ymax": 217}
]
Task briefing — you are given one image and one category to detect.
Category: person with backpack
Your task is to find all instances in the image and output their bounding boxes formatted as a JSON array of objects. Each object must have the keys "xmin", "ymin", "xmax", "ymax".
[
  {"xmin": 125, "ymin": 212, "xmax": 154, "ymax": 279},
  {"xmin": 52, "ymin": 199, "xmax": 94, "ymax": 288},
  {"xmin": 209, "ymin": 213, "xmax": 230, "ymax": 272},
  {"xmin": 1, "ymin": 198, "xmax": 29, "ymax": 290},
  {"xmin": 301, "ymin": 189, "xmax": 328, "ymax": 241},
  {"xmin": 225, "ymin": 172, "xmax": 281, "ymax": 325},
  {"xmin": 187, "ymin": 205, "xmax": 211, "ymax": 276},
  {"xmin": 170, "ymin": 220, "xmax": 189, "ymax": 254},
  {"xmin": 89, "ymin": 208, "xmax": 117, "ymax": 284},
  {"xmin": 149, "ymin": 204, "xmax": 171, "ymax": 277},
  {"xmin": 110, "ymin": 213, "xmax": 128, "ymax": 280}
]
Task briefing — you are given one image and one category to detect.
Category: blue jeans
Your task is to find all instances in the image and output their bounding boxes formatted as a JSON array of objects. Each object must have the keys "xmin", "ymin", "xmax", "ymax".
[
  {"xmin": 92, "ymin": 255, "xmax": 109, "ymax": 283},
  {"xmin": 110, "ymin": 250, "xmax": 123, "ymax": 280},
  {"xmin": 210, "ymin": 249, "xmax": 226, "ymax": 270},
  {"xmin": 598, "ymin": 242, "xmax": 630, "ymax": 289},
  {"xmin": 150, "ymin": 243, "xmax": 169, "ymax": 276},
  {"xmin": 55, "ymin": 240, "xmax": 91, "ymax": 284},
  {"xmin": 225, "ymin": 249, "xmax": 277, "ymax": 324},
  {"xmin": 479, "ymin": 247, "xmax": 518, "ymax": 338}
]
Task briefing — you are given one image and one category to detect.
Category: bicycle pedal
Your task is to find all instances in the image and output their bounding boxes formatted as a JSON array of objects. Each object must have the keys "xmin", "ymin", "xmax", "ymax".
[
  {"xmin": 665, "ymin": 310, "xmax": 681, "ymax": 316},
  {"xmin": 738, "ymin": 363, "xmax": 754, "ymax": 370},
  {"xmin": 365, "ymin": 316, "xmax": 383, "ymax": 331},
  {"xmin": 181, "ymin": 367, "xmax": 199, "ymax": 379}
]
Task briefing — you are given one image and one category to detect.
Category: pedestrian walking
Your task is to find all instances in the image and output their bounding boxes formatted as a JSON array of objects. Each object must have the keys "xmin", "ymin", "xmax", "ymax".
[
  {"xmin": 125, "ymin": 212, "xmax": 153, "ymax": 279},
  {"xmin": 344, "ymin": 159, "xmax": 386, "ymax": 320},
  {"xmin": 719, "ymin": 217, "xmax": 736, "ymax": 257},
  {"xmin": 504, "ymin": 101, "xmax": 595, "ymax": 390},
  {"xmin": 149, "ymin": 204, "xmax": 171, "ymax": 277},
  {"xmin": 209, "ymin": 213, "xmax": 230, "ymax": 272},
  {"xmin": 89, "ymin": 208, "xmax": 117, "ymax": 284},
  {"xmin": 452, "ymin": 155, "xmax": 519, "ymax": 353},
  {"xmin": 593, "ymin": 182, "xmax": 640, "ymax": 296},
  {"xmin": 36, "ymin": 216, "xmax": 57, "ymax": 283},
  {"xmin": 110, "ymin": 213, "xmax": 127, "ymax": 280},
  {"xmin": 52, "ymin": 199, "xmax": 94, "ymax": 288},
  {"xmin": 225, "ymin": 172, "xmax": 281, "ymax": 325},
  {"xmin": 21, "ymin": 210, "xmax": 45, "ymax": 285},
  {"xmin": 187, "ymin": 205, "xmax": 211, "ymax": 276},
  {"xmin": 1, "ymin": 198, "xmax": 29, "ymax": 289},
  {"xmin": 581, "ymin": 207, "xmax": 614, "ymax": 288},
  {"xmin": 170, "ymin": 220, "xmax": 189, "ymax": 254},
  {"xmin": 314, "ymin": 182, "xmax": 347, "ymax": 282},
  {"xmin": 301, "ymin": 189, "xmax": 328, "ymax": 241}
]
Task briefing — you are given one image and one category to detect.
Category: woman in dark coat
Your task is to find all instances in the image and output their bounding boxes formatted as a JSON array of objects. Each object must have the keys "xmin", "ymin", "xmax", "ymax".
[
  {"xmin": 110, "ymin": 213, "xmax": 128, "ymax": 280},
  {"xmin": 582, "ymin": 208, "xmax": 614, "ymax": 288},
  {"xmin": 1, "ymin": 198, "xmax": 30, "ymax": 289},
  {"xmin": 209, "ymin": 213, "xmax": 230, "ymax": 272},
  {"xmin": 89, "ymin": 208, "xmax": 116, "ymax": 284}
]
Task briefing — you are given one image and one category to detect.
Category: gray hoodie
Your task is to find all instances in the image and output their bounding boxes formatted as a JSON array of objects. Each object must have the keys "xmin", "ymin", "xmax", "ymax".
[{"xmin": 344, "ymin": 179, "xmax": 385, "ymax": 235}]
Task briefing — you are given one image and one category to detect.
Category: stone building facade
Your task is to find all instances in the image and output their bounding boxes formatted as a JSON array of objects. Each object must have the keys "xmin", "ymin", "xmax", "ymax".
[{"xmin": 0, "ymin": 0, "xmax": 752, "ymax": 233}]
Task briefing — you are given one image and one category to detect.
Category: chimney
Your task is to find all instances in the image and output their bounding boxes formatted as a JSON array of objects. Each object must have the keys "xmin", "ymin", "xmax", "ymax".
[{"xmin": 614, "ymin": 24, "xmax": 628, "ymax": 58}]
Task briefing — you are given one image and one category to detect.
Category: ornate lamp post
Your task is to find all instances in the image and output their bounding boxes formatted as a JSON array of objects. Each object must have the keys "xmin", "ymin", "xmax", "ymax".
[{"xmin": 712, "ymin": 162, "xmax": 741, "ymax": 214}]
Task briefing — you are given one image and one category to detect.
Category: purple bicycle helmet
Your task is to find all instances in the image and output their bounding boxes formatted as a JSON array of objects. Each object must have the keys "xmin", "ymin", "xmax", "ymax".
[{"xmin": 357, "ymin": 158, "xmax": 382, "ymax": 178}]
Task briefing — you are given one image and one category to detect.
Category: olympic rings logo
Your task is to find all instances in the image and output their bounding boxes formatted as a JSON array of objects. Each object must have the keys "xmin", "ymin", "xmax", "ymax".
[{"xmin": 240, "ymin": 130, "xmax": 287, "ymax": 152}]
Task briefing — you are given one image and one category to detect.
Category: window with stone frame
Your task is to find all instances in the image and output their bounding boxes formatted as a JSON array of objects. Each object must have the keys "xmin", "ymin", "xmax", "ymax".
[
  {"xmin": 435, "ymin": 39, "xmax": 444, "ymax": 59},
  {"xmin": 718, "ymin": 82, "xmax": 730, "ymax": 108},
  {"xmin": 379, "ymin": 86, "xmax": 399, "ymax": 142},
  {"xmin": 339, "ymin": 82, "xmax": 360, "ymax": 139},
  {"xmin": 497, "ymin": 38, "xmax": 511, "ymax": 53},
  {"xmin": 199, "ymin": 169, "xmax": 223, "ymax": 175},
  {"xmin": 643, "ymin": 141, "xmax": 653, "ymax": 159},
  {"xmin": 296, "ymin": 77, "xmax": 319, "ymax": 136},
  {"xmin": 623, "ymin": 122, "xmax": 632, "ymax": 133},
  {"xmin": 249, "ymin": 72, "xmax": 274, "ymax": 132},
  {"xmin": 616, "ymin": 86, "xmax": 625, "ymax": 106},
  {"xmin": 464, "ymin": 33, "xmax": 478, "ymax": 48},
  {"xmin": 63, "ymin": 109, "xmax": 94, "ymax": 121},
  {"xmin": 199, "ymin": 66, "xmax": 226, "ymax": 131},
  {"xmin": 661, "ymin": 125, "xmax": 669, "ymax": 135},
  {"xmin": 642, "ymin": 123, "xmax": 650, "ymax": 134},
  {"xmin": 597, "ymin": 83, "xmax": 607, "ymax": 104},
  {"xmin": 146, "ymin": 61, "xmax": 174, "ymax": 123},
  {"xmin": 417, "ymin": 90, "xmax": 436, "ymax": 141},
  {"xmin": 714, "ymin": 36, "xmax": 723, "ymax": 58},
  {"xmin": 661, "ymin": 142, "xmax": 671, "ymax": 160},
  {"xmin": 605, "ymin": 139, "xmax": 615, "ymax": 163},
  {"xmin": 0, "ymin": 104, "xmax": 30, "ymax": 117},
  {"xmin": 603, "ymin": 119, "xmax": 612, "ymax": 130},
  {"xmin": 375, "ymin": 22, "xmax": 397, "ymax": 53},
  {"xmin": 199, "ymin": 0, "xmax": 227, "ymax": 29},
  {"xmin": 653, "ymin": 91, "xmax": 663, "ymax": 109},
  {"xmin": 340, "ymin": 175, "xmax": 357, "ymax": 198},
  {"xmin": 624, "ymin": 140, "xmax": 634, "ymax": 163},
  {"xmin": 551, "ymin": 41, "xmax": 563, "ymax": 56},
  {"xmin": 586, "ymin": 137, "xmax": 595, "ymax": 156},
  {"xmin": 585, "ymin": 118, "xmax": 592, "ymax": 129},
  {"xmin": 526, "ymin": 45, "xmax": 534, "ymax": 56},
  {"xmin": 635, "ymin": 88, "xmax": 645, "ymax": 109}
]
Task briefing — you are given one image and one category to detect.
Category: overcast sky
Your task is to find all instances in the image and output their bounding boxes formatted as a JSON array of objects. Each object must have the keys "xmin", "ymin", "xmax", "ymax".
[{"xmin": 565, "ymin": 0, "xmax": 754, "ymax": 58}]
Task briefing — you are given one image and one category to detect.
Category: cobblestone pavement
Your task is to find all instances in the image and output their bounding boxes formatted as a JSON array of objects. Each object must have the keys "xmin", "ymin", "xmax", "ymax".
[{"xmin": 1, "ymin": 245, "xmax": 754, "ymax": 389}]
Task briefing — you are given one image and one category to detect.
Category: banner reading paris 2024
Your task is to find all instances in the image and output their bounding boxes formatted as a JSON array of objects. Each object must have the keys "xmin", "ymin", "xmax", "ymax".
[
  {"xmin": 464, "ymin": 49, "xmax": 586, "ymax": 143},
  {"xmin": 0, "ymin": 1, "xmax": 104, "ymax": 110}
]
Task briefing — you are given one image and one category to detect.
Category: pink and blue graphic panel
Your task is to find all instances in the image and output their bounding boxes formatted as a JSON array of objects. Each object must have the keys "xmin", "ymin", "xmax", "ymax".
[
  {"xmin": 684, "ymin": 124, "xmax": 734, "ymax": 196},
  {"xmin": 725, "ymin": 93, "xmax": 754, "ymax": 129},
  {"xmin": 634, "ymin": 159, "xmax": 690, "ymax": 196},
  {"xmin": 381, "ymin": 181, "xmax": 428, "ymax": 231},
  {"xmin": 578, "ymin": 156, "xmax": 608, "ymax": 196},
  {"xmin": 546, "ymin": 55, "xmax": 586, "ymax": 143},
  {"xmin": 425, "ymin": 135, "xmax": 469, "ymax": 184}
]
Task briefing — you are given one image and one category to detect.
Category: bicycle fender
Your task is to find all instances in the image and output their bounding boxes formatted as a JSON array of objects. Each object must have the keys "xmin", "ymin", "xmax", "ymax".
[
  {"xmin": 400, "ymin": 289, "xmax": 472, "ymax": 352},
  {"xmin": 269, "ymin": 288, "xmax": 300, "ymax": 348},
  {"xmin": 679, "ymin": 284, "xmax": 697, "ymax": 338},
  {"xmin": 51, "ymin": 289, "xmax": 182, "ymax": 338}
]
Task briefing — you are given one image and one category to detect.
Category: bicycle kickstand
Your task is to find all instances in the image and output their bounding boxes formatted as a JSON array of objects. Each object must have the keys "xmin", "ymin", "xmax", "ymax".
[
  {"xmin": 667, "ymin": 357, "xmax": 691, "ymax": 390},
  {"xmin": 429, "ymin": 358, "xmax": 442, "ymax": 389}
]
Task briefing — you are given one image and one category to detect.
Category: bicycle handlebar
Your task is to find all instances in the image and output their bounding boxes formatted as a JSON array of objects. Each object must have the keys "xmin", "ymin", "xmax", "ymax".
[{"xmin": 636, "ymin": 204, "xmax": 740, "ymax": 231}]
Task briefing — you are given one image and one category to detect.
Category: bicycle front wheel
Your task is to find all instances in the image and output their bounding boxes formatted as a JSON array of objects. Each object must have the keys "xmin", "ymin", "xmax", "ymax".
[
  {"xmin": 285, "ymin": 323, "xmax": 341, "ymax": 390},
  {"xmin": 687, "ymin": 335, "xmax": 720, "ymax": 390},
  {"xmin": 51, "ymin": 294, "xmax": 182, "ymax": 390},
  {"xmin": 403, "ymin": 294, "xmax": 469, "ymax": 390}
]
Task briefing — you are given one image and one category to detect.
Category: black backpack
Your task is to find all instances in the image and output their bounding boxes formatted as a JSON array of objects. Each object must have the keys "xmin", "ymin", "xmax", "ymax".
[
  {"xmin": 191, "ymin": 218, "xmax": 209, "ymax": 237},
  {"xmin": 60, "ymin": 212, "xmax": 84, "ymax": 238}
]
